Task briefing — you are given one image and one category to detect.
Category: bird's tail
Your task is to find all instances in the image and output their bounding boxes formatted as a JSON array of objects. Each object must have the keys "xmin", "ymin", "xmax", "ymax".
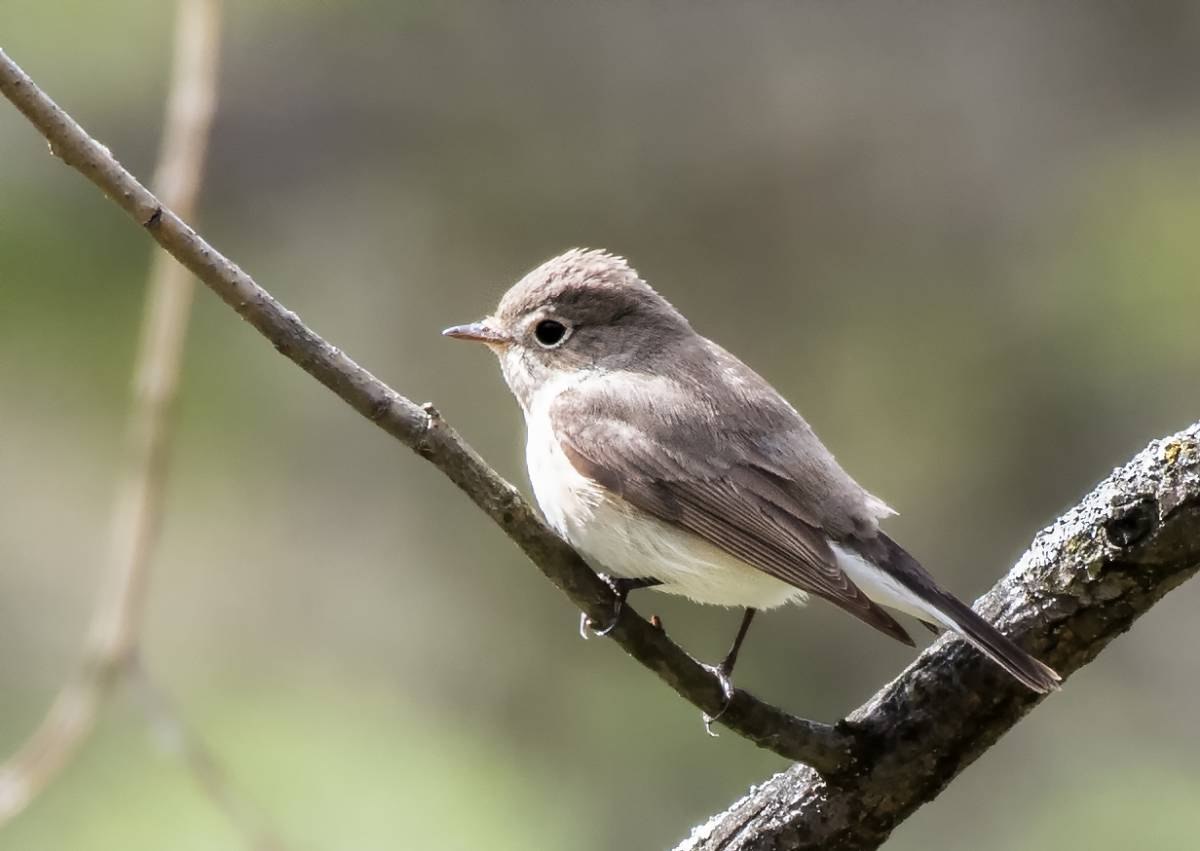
[
  {"xmin": 852, "ymin": 533, "xmax": 1062, "ymax": 694},
  {"xmin": 920, "ymin": 588, "xmax": 1061, "ymax": 693}
]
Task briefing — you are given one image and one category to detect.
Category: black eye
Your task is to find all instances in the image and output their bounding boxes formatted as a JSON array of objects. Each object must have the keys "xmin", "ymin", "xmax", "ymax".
[{"xmin": 534, "ymin": 319, "xmax": 568, "ymax": 348}]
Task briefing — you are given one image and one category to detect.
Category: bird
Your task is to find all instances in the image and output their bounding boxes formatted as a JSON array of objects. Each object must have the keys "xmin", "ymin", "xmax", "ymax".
[{"xmin": 443, "ymin": 248, "xmax": 1061, "ymax": 701}]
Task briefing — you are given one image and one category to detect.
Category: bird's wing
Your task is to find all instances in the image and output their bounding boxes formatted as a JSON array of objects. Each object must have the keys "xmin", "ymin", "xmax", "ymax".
[{"xmin": 550, "ymin": 375, "xmax": 914, "ymax": 646}]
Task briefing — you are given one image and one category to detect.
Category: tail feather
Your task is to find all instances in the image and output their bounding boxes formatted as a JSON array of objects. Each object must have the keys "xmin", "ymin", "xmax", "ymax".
[
  {"xmin": 926, "ymin": 591, "xmax": 1061, "ymax": 694},
  {"xmin": 851, "ymin": 533, "xmax": 1062, "ymax": 693}
]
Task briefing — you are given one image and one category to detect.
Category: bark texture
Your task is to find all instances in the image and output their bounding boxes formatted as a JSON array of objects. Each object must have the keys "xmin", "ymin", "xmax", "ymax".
[{"xmin": 677, "ymin": 425, "xmax": 1200, "ymax": 850}]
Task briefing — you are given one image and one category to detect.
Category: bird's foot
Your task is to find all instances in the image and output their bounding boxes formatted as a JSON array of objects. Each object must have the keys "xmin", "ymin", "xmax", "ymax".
[
  {"xmin": 579, "ymin": 609, "xmax": 621, "ymax": 639},
  {"xmin": 579, "ymin": 574, "xmax": 625, "ymax": 639},
  {"xmin": 700, "ymin": 662, "xmax": 736, "ymax": 736},
  {"xmin": 579, "ymin": 575, "xmax": 664, "ymax": 639}
]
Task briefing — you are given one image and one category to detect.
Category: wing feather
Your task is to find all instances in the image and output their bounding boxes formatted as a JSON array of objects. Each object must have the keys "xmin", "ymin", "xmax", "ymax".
[{"xmin": 553, "ymin": 380, "xmax": 914, "ymax": 646}]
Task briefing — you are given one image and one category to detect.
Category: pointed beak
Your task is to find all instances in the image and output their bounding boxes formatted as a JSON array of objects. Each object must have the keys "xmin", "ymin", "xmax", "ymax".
[{"xmin": 441, "ymin": 319, "xmax": 512, "ymax": 346}]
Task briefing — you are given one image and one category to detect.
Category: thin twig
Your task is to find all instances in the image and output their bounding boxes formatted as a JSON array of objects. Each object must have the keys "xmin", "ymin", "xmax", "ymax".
[
  {"xmin": 95, "ymin": 0, "xmax": 218, "ymax": 673},
  {"xmin": 0, "ymin": 5, "xmax": 284, "ymax": 844}
]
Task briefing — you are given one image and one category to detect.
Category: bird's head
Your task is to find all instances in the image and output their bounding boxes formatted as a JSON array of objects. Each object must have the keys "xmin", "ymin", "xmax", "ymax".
[{"xmin": 443, "ymin": 248, "xmax": 692, "ymax": 410}]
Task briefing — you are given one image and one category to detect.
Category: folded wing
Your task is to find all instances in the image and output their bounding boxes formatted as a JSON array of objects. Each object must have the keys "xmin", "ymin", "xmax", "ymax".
[{"xmin": 552, "ymin": 375, "xmax": 915, "ymax": 646}]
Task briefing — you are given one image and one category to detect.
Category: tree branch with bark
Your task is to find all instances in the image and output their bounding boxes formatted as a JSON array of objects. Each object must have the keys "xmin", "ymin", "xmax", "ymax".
[{"xmin": 1, "ymin": 46, "xmax": 1197, "ymax": 850}]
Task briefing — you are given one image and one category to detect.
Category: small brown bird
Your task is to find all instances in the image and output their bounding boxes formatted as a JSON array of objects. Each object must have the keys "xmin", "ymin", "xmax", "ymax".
[{"xmin": 445, "ymin": 249, "xmax": 1060, "ymax": 697}]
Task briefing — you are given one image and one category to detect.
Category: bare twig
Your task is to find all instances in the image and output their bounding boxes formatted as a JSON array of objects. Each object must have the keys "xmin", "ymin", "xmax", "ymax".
[
  {"xmin": 96, "ymin": 0, "xmax": 219, "ymax": 672},
  {"xmin": 0, "ymin": 6, "xmax": 284, "ymax": 846},
  {"xmin": 1, "ymin": 45, "xmax": 1198, "ymax": 848}
]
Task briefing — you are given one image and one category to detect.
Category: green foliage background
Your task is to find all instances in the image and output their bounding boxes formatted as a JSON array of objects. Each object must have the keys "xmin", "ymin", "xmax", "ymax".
[{"xmin": 2, "ymin": 2, "xmax": 1199, "ymax": 849}]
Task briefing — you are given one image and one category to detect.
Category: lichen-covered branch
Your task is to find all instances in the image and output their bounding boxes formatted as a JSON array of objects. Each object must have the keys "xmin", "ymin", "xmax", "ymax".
[{"xmin": 677, "ymin": 425, "xmax": 1200, "ymax": 850}]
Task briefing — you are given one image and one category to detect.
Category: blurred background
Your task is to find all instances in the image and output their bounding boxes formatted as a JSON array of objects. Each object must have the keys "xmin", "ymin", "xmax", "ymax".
[{"xmin": 3, "ymin": 2, "xmax": 1200, "ymax": 849}]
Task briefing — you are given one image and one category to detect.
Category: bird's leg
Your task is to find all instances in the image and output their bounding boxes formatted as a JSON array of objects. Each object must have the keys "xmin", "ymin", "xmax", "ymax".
[
  {"xmin": 702, "ymin": 608, "xmax": 757, "ymax": 735},
  {"xmin": 580, "ymin": 576, "xmax": 662, "ymax": 638},
  {"xmin": 718, "ymin": 606, "xmax": 757, "ymax": 681}
]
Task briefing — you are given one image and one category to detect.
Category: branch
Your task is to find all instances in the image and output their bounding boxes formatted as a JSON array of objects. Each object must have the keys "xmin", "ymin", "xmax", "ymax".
[
  {"xmin": 1, "ymin": 9, "xmax": 285, "ymax": 847},
  {"xmin": 677, "ymin": 425, "xmax": 1200, "ymax": 849},
  {"xmin": 0, "ymin": 48, "xmax": 853, "ymax": 771}
]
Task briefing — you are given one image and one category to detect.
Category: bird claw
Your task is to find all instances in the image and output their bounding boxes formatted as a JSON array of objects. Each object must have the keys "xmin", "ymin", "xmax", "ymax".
[
  {"xmin": 579, "ymin": 608, "xmax": 620, "ymax": 639},
  {"xmin": 592, "ymin": 612, "xmax": 619, "ymax": 636},
  {"xmin": 579, "ymin": 574, "xmax": 625, "ymax": 639},
  {"xmin": 700, "ymin": 663, "xmax": 736, "ymax": 735}
]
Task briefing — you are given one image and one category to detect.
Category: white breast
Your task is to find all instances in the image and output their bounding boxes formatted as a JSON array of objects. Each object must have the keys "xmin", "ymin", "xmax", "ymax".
[
  {"xmin": 523, "ymin": 374, "xmax": 607, "ymax": 539},
  {"xmin": 523, "ymin": 378, "xmax": 806, "ymax": 611}
]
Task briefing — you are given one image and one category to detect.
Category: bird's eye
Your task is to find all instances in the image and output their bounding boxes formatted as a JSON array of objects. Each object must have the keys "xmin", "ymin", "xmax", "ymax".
[{"xmin": 534, "ymin": 319, "xmax": 569, "ymax": 348}]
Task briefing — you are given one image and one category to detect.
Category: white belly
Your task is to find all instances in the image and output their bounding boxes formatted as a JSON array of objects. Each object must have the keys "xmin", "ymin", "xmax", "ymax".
[{"xmin": 524, "ymin": 398, "xmax": 806, "ymax": 611}]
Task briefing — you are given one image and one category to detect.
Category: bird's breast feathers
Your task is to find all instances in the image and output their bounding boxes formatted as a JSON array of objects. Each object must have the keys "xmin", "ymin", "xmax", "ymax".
[{"xmin": 524, "ymin": 378, "xmax": 607, "ymax": 541}]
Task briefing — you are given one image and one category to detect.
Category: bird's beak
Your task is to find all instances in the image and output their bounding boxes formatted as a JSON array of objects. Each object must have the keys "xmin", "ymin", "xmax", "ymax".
[{"xmin": 441, "ymin": 319, "xmax": 511, "ymax": 346}]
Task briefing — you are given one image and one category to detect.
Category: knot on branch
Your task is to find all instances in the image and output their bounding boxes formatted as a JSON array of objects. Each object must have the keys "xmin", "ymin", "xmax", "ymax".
[
  {"xmin": 413, "ymin": 401, "xmax": 443, "ymax": 458},
  {"xmin": 367, "ymin": 393, "xmax": 396, "ymax": 423},
  {"xmin": 143, "ymin": 205, "xmax": 164, "ymax": 229},
  {"xmin": 1103, "ymin": 496, "xmax": 1158, "ymax": 549}
]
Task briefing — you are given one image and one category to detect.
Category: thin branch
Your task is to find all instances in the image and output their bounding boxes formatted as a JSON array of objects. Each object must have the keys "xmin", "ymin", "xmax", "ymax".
[
  {"xmin": 95, "ymin": 0, "xmax": 219, "ymax": 674},
  {"xmin": 676, "ymin": 425, "xmax": 1200, "ymax": 849},
  {"xmin": 0, "ymin": 47, "xmax": 854, "ymax": 771},
  {"xmin": 0, "ymin": 7, "xmax": 284, "ymax": 846},
  {"xmin": 2, "ymin": 47, "xmax": 1197, "ymax": 850}
]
